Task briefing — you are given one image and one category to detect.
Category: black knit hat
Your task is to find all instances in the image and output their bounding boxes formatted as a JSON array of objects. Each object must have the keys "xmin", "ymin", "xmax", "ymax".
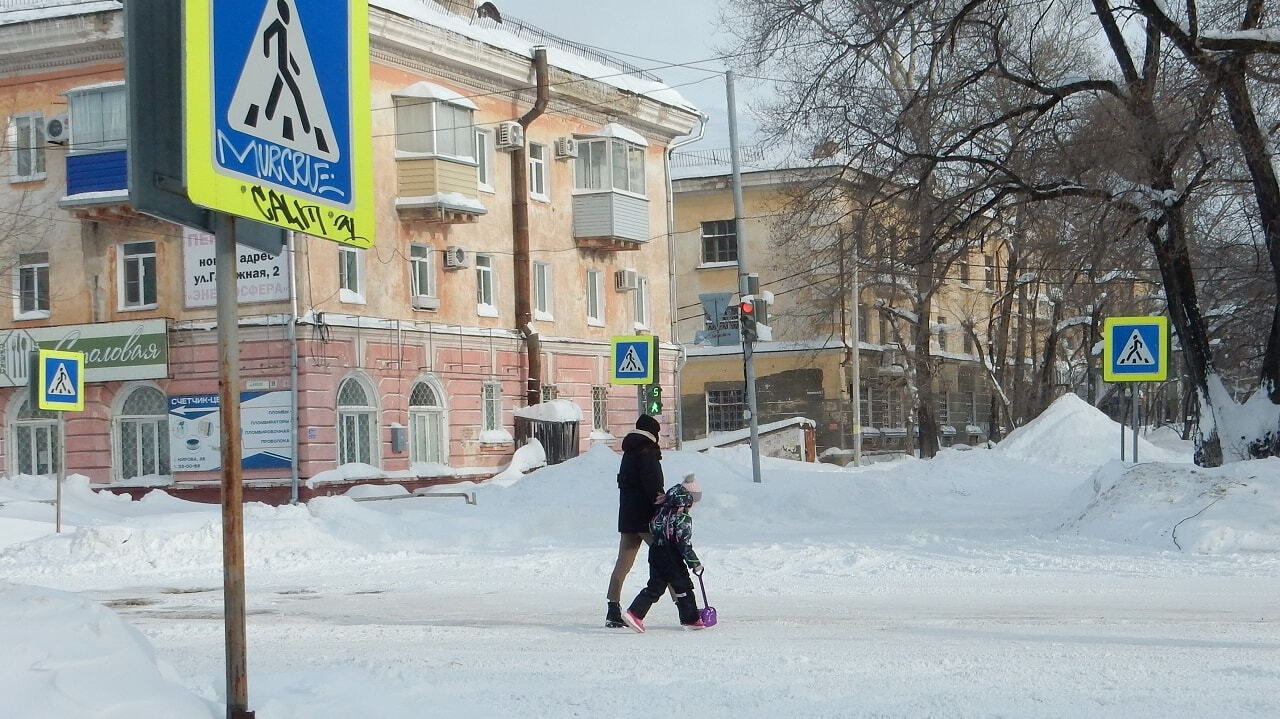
[{"xmin": 635, "ymin": 414, "xmax": 660, "ymax": 436}]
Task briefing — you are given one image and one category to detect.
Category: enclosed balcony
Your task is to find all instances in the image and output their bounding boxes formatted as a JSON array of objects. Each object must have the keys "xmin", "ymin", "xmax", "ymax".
[{"xmin": 570, "ymin": 124, "xmax": 650, "ymax": 251}]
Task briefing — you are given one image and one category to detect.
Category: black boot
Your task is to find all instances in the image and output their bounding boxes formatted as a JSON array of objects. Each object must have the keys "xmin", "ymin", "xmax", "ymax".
[
  {"xmin": 605, "ymin": 601, "xmax": 626, "ymax": 628},
  {"xmin": 674, "ymin": 592, "xmax": 702, "ymax": 627}
]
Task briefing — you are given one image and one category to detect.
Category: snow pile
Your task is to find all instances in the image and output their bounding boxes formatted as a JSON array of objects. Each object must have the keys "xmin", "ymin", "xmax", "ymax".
[
  {"xmin": 996, "ymin": 393, "xmax": 1186, "ymax": 470},
  {"xmin": 1062, "ymin": 458, "xmax": 1280, "ymax": 552},
  {"xmin": 0, "ymin": 582, "xmax": 216, "ymax": 719}
]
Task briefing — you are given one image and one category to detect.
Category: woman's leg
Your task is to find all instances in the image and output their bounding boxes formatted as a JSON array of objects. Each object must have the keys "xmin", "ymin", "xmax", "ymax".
[{"xmin": 607, "ymin": 532, "xmax": 645, "ymax": 602}]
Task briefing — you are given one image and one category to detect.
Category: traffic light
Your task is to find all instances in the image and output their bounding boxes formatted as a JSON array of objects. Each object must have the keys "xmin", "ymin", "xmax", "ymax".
[
  {"xmin": 644, "ymin": 384, "xmax": 663, "ymax": 415},
  {"xmin": 739, "ymin": 296, "xmax": 758, "ymax": 343}
]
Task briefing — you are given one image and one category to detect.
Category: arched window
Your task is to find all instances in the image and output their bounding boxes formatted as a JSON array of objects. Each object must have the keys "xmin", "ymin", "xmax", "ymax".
[
  {"xmin": 337, "ymin": 376, "xmax": 377, "ymax": 466},
  {"xmin": 11, "ymin": 398, "xmax": 58, "ymax": 477},
  {"xmin": 117, "ymin": 385, "xmax": 169, "ymax": 481},
  {"xmin": 408, "ymin": 379, "xmax": 446, "ymax": 465}
]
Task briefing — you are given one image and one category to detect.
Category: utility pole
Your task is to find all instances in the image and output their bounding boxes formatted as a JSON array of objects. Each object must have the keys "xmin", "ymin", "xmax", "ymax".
[{"xmin": 727, "ymin": 70, "xmax": 762, "ymax": 484}]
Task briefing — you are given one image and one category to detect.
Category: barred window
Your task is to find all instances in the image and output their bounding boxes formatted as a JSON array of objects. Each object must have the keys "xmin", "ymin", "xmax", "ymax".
[
  {"xmin": 337, "ymin": 377, "xmax": 376, "ymax": 465},
  {"xmin": 117, "ymin": 386, "xmax": 168, "ymax": 480},
  {"xmin": 706, "ymin": 388, "xmax": 745, "ymax": 433},
  {"xmin": 591, "ymin": 385, "xmax": 609, "ymax": 431}
]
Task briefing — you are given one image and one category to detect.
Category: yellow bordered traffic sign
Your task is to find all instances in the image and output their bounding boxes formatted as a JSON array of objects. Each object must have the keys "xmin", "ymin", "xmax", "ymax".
[
  {"xmin": 1103, "ymin": 316, "xmax": 1168, "ymax": 383},
  {"xmin": 37, "ymin": 349, "xmax": 85, "ymax": 412},
  {"xmin": 611, "ymin": 335, "xmax": 658, "ymax": 385},
  {"xmin": 185, "ymin": 0, "xmax": 374, "ymax": 248}
]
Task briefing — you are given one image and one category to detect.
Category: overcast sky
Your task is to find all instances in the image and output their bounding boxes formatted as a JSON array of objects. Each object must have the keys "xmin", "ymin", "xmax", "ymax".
[{"xmin": 496, "ymin": 0, "xmax": 764, "ymax": 157}]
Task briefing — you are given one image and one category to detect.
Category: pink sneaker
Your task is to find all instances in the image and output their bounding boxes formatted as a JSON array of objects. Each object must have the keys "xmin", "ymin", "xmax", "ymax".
[
  {"xmin": 681, "ymin": 619, "xmax": 706, "ymax": 630},
  {"xmin": 622, "ymin": 610, "xmax": 645, "ymax": 633}
]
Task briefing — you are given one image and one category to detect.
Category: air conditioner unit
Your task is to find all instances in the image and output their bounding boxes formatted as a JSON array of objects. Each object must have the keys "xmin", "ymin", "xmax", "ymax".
[
  {"xmin": 614, "ymin": 268, "xmax": 638, "ymax": 292},
  {"xmin": 411, "ymin": 295, "xmax": 440, "ymax": 310},
  {"xmin": 45, "ymin": 114, "xmax": 69, "ymax": 144},
  {"xmin": 554, "ymin": 136, "xmax": 578, "ymax": 159},
  {"xmin": 443, "ymin": 246, "xmax": 468, "ymax": 269},
  {"xmin": 495, "ymin": 121, "xmax": 524, "ymax": 150}
]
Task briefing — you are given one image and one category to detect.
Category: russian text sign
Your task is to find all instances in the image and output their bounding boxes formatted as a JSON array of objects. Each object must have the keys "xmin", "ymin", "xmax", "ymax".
[{"xmin": 185, "ymin": 0, "xmax": 374, "ymax": 248}]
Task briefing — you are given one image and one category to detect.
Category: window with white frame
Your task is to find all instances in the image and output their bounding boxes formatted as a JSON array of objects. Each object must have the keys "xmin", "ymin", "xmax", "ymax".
[
  {"xmin": 11, "ymin": 398, "xmax": 58, "ymax": 477},
  {"xmin": 586, "ymin": 269, "xmax": 604, "ymax": 325},
  {"xmin": 10, "ymin": 113, "xmax": 45, "ymax": 181},
  {"xmin": 394, "ymin": 97, "xmax": 474, "ymax": 160},
  {"xmin": 67, "ymin": 84, "xmax": 126, "ymax": 151},
  {"xmin": 707, "ymin": 388, "xmax": 746, "ymax": 432},
  {"xmin": 574, "ymin": 137, "xmax": 646, "ymax": 195},
  {"xmin": 482, "ymin": 381, "xmax": 502, "ymax": 432},
  {"xmin": 17, "ymin": 252, "xmax": 49, "ymax": 318},
  {"xmin": 591, "ymin": 385, "xmax": 609, "ymax": 432},
  {"xmin": 859, "ymin": 384, "xmax": 872, "ymax": 427},
  {"xmin": 475, "ymin": 253, "xmax": 496, "ymax": 315},
  {"xmin": 409, "ymin": 243, "xmax": 436, "ymax": 302},
  {"xmin": 475, "ymin": 128, "xmax": 494, "ymax": 191},
  {"xmin": 119, "ymin": 241, "xmax": 157, "ymax": 309},
  {"xmin": 528, "ymin": 142, "xmax": 548, "ymax": 200},
  {"xmin": 533, "ymin": 261, "xmax": 552, "ymax": 320},
  {"xmin": 984, "ymin": 254, "xmax": 995, "ymax": 290},
  {"xmin": 700, "ymin": 220, "xmax": 737, "ymax": 263},
  {"xmin": 408, "ymin": 380, "xmax": 446, "ymax": 465},
  {"xmin": 937, "ymin": 392, "xmax": 951, "ymax": 424},
  {"xmin": 337, "ymin": 377, "xmax": 377, "ymax": 466},
  {"xmin": 936, "ymin": 314, "xmax": 948, "ymax": 352},
  {"xmin": 339, "ymin": 246, "xmax": 364, "ymax": 302},
  {"xmin": 633, "ymin": 275, "xmax": 650, "ymax": 329},
  {"xmin": 116, "ymin": 386, "xmax": 169, "ymax": 481}
]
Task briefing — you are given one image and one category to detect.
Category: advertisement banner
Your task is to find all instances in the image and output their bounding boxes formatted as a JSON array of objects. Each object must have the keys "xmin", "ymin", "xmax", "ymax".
[
  {"xmin": 168, "ymin": 391, "xmax": 293, "ymax": 471},
  {"xmin": 183, "ymin": 227, "xmax": 291, "ymax": 307},
  {"xmin": 0, "ymin": 319, "xmax": 169, "ymax": 387}
]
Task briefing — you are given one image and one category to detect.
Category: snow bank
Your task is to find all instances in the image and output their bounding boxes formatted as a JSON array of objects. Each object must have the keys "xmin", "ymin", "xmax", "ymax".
[
  {"xmin": 0, "ymin": 582, "xmax": 217, "ymax": 719},
  {"xmin": 996, "ymin": 393, "xmax": 1186, "ymax": 470}
]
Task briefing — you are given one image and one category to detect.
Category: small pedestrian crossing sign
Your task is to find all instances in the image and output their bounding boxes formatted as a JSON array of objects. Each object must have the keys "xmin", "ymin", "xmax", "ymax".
[
  {"xmin": 37, "ymin": 349, "xmax": 85, "ymax": 412},
  {"xmin": 185, "ymin": 0, "xmax": 374, "ymax": 248},
  {"xmin": 1103, "ymin": 316, "xmax": 1168, "ymax": 383},
  {"xmin": 611, "ymin": 335, "xmax": 658, "ymax": 385}
]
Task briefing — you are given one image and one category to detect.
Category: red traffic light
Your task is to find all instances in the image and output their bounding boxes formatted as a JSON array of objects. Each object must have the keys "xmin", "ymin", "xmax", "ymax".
[{"xmin": 739, "ymin": 299, "xmax": 755, "ymax": 315}]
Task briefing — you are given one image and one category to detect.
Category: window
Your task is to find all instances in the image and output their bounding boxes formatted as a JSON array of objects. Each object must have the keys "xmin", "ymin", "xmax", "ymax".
[
  {"xmin": 475, "ymin": 253, "xmax": 496, "ymax": 314},
  {"xmin": 586, "ymin": 269, "xmax": 604, "ymax": 325},
  {"xmin": 67, "ymin": 84, "xmax": 126, "ymax": 151},
  {"xmin": 937, "ymin": 392, "xmax": 951, "ymax": 424},
  {"xmin": 408, "ymin": 380, "xmax": 446, "ymax": 465},
  {"xmin": 574, "ymin": 137, "xmax": 645, "ymax": 195},
  {"xmin": 528, "ymin": 142, "xmax": 548, "ymax": 200},
  {"xmin": 591, "ymin": 385, "xmax": 609, "ymax": 432},
  {"xmin": 700, "ymin": 220, "xmax": 737, "ymax": 263},
  {"xmin": 17, "ymin": 252, "xmax": 49, "ymax": 317},
  {"xmin": 707, "ymin": 388, "xmax": 746, "ymax": 432},
  {"xmin": 119, "ymin": 241, "xmax": 157, "ymax": 309},
  {"xmin": 394, "ymin": 98, "xmax": 474, "ymax": 160},
  {"xmin": 936, "ymin": 315, "xmax": 948, "ymax": 352},
  {"xmin": 339, "ymin": 246, "xmax": 364, "ymax": 301},
  {"xmin": 859, "ymin": 384, "xmax": 872, "ymax": 427},
  {"xmin": 634, "ymin": 275, "xmax": 650, "ymax": 329},
  {"xmin": 482, "ymin": 381, "xmax": 502, "ymax": 432},
  {"xmin": 857, "ymin": 305, "xmax": 869, "ymax": 342},
  {"xmin": 116, "ymin": 386, "xmax": 168, "ymax": 481},
  {"xmin": 540, "ymin": 384, "xmax": 559, "ymax": 401},
  {"xmin": 337, "ymin": 377, "xmax": 376, "ymax": 466},
  {"xmin": 958, "ymin": 261, "xmax": 970, "ymax": 285},
  {"xmin": 533, "ymin": 261, "xmax": 552, "ymax": 320},
  {"xmin": 10, "ymin": 113, "xmax": 45, "ymax": 181},
  {"xmin": 475, "ymin": 129, "xmax": 494, "ymax": 191},
  {"xmin": 708, "ymin": 305, "xmax": 740, "ymax": 331},
  {"xmin": 12, "ymin": 398, "xmax": 58, "ymax": 477},
  {"xmin": 410, "ymin": 243, "xmax": 435, "ymax": 301},
  {"xmin": 879, "ymin": 312, "xmax": 891, "ymax": 345},
  {"xmin": 984, "ymin": 254, "xmax": 995, "ymax": 290},
  {"xmin": 964, "ymin": 330, "xmax": 974, "ymax": 354}
]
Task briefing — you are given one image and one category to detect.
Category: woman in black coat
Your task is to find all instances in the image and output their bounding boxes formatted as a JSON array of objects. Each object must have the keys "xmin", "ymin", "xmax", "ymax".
[{"xmin": 605, "ymin": 414, "xmax": 664, "ymax": 627}]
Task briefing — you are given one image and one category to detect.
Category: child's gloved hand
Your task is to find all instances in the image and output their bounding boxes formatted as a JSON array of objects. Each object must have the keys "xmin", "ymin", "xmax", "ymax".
[{"xmin": 691, "ymin": 564, "xmax": 704, "ymax": 576}]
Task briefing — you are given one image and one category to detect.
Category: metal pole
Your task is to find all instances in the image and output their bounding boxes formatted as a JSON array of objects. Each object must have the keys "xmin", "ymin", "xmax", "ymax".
[
  {"xmin": 850, "ymin": 231, "xmax": 862, "ymax": 467},
  {"xmin": 56, "ymin": 410, "xmax": 65, "ymax": 533},
  {"xmin": 727, "ymin": 70, "xmax": 762, "ymax": 484},
  {"xmin": 216, "ymin": 213, "xmax": 254, "ymax": 719},
  {"xmin": 1120, "ymin": 385, "xmax": 1126, "ymax": 461},
  {"xmin": 1132, "ymin": 383, "xmax": 1140, "ymax": 464}
]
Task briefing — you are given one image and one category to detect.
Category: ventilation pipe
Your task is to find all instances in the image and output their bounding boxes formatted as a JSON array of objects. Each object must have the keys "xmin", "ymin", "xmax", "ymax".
[{"xmin": 513, "ymin": 46, "xmax": 549, "ymax": 406}]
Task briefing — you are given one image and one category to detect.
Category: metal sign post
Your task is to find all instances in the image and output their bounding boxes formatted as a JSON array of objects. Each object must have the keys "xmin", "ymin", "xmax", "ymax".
[{"xmin": 1103, "ymin": 316, "xmax": 1168, "ymax": 464}]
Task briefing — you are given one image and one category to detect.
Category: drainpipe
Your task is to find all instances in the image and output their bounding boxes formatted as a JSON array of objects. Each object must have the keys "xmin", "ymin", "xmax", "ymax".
[
  {"xmin": 514, "ymin": 46, "xmax": 549, "ymax": 406},
  {"xmin": 666, "ymin": 112, "xmax": 708, "ymax": 448},
  {"xmin": 287, "ymin": 232, "xmax": 301, "ymax": 504}
]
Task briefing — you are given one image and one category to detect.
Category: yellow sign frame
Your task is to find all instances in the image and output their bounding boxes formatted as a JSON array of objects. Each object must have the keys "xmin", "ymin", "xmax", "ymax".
[
  {"xmin": 37, "ymin": 349, "xmax": 85, "ymax": 412},
  {"xmin": 184, "ymin": 0, "xmax": 374, "ymax": 248},
  {"xmin": 1103, "ymin": 316, "xmax": 1169, "ymax": 383},
  {"xmin": 611, "ymin": 335, "xmax": 658, "ymax": 385}
]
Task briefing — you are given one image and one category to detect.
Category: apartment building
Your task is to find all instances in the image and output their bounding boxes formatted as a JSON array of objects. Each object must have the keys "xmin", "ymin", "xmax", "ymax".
[
  {"xmin": 672, "ymin": 166, "xmax": 1014, "ymax": 456},
  {"xmin": 0, "ymin": 0, "xmax": 698, "ymax": 496}
]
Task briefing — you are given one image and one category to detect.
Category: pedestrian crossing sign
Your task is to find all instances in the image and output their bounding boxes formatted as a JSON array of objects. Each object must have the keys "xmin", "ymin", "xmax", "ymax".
[
  {"xmin": 37, "ymin": 349, "xmax": 85, "ymax": 412},
  {"xmin": 611, "ymin": 335, "xmax": 658, "ymax": 385},
  {"xmin": 1103, "ymin": 316, "xmax": 1168, "ymax": 383},
  {"xmin": 185, "ymin": 0, "xmax": 374, "ymax": 249}
]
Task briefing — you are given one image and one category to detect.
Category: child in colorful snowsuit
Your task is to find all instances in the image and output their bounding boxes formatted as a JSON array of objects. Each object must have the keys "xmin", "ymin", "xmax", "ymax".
[{"xmin": 623, "ymin": 474, "xmax": 705, "ymax": 632}]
